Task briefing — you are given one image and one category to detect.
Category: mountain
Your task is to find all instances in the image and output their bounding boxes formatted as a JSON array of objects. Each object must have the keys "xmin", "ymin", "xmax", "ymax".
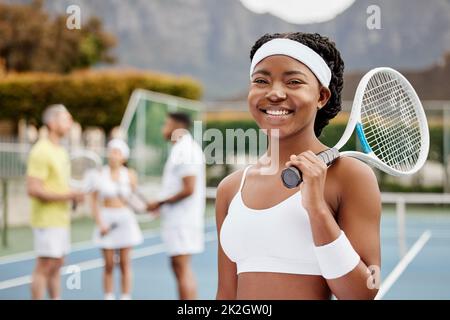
[{"xmin": 5, "ymin": 0, "xmax": 450, "ymax": 99}]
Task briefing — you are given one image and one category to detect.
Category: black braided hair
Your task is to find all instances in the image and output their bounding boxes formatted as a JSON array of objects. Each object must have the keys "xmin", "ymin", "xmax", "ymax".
[
  {"xmin": 168, "ymin": 111, "xmax": 192, "ymax": 128},
  {"xmin": 250, "ymin": 32, "xmax": 344, "ymax": 137}
]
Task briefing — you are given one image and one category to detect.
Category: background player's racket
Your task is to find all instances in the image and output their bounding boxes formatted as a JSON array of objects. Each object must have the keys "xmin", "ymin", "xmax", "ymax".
[
  {"xmin": 281, "ymin": 67, "xmax": 430, "ymax": 188},
  {"xmin": 119, "ymin": 187, "xmax": 149, "ymax": 214},
  {"xmin": 70, "ymin": 149, "xmax": 102, "ymax": 209},
  {"xmin": 116, "ymin": 183, "xmax": 158, "ymax": 223}
]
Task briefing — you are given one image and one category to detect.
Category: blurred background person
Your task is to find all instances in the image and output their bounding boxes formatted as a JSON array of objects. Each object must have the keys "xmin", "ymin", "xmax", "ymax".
[
  {"xmin": 91, "ymin": 138, "xmax": 143, "ymax": 300},
  {"xmin": 147, "ymin": 112, "xmax": 206, "ymax": 300},
  {"xmin": 26, "ymin": 104, "xmax": 83, "ymax": 300}
]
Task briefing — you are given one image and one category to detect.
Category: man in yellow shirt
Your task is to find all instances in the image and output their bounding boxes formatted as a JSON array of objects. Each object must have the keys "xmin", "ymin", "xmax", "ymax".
[{"xmin": 27, "ymin": 104, "xmax": 83, "ymax": 300}]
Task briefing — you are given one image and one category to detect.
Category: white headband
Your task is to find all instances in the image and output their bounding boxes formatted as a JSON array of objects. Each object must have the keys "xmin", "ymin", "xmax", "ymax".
[
  {"xmin": 107, "ymin": 139, "xmax": 130, "ymax": 160},
  {"xmin": 249, "ymin": 38, "xmax": 332, "ymax": 88}
]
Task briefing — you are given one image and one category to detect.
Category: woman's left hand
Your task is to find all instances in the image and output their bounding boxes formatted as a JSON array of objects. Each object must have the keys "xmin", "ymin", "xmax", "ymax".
[
  {"xmin": 285, "ymin": 150, "xmax": 329, "ymax": 215},
  {"xmin": 147, "ymin": 201, "xmax": 161, "ymax": 212}
]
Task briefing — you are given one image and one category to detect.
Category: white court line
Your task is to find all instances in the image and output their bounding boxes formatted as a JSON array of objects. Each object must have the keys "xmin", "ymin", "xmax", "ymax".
[
  {"xmin": 0, "ymin": 218, "xmax": 216, "ymax": 265},
  {"xmin": 381, "ymin": 232, "xmax": 450, "ymax": 239},
  {"xmin": 375, "ymin": 230, "xmax": 432, "ymax": 300},
  {"xmin": 0, "ymin": 231, "xmax": 217, "ymax": 291},
  {"xmin": 0, "ymin": 230, "xmax": 159, "ymax": 266},
  {"xmin": 0, "ymin": 229, "xmax": 160, "ymax": 266}
]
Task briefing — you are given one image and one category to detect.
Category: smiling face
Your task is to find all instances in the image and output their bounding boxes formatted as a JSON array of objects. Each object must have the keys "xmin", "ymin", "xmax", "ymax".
[{"xmin": 248, "ymin": 55, "xmax": 330, "ymax": 139}]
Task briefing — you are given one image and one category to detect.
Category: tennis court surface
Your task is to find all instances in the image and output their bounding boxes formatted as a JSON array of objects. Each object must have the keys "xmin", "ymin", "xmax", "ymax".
[{"xmin": 0, "ymin": 202, "xmax": 449, "ymax": 300}]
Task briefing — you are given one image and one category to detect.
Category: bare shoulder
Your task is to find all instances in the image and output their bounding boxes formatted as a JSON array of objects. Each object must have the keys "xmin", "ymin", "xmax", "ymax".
[
  {"xmin": 329, "ymin": 156, "xmax": 379, "ymax": 187},
  {"xmin": 329, "ymin": 157, "xmax": 381, "ymax": 221},
  {"xmin": 217, "ymin": 168, "xmax": 245, "ymax": 203},
  {"xmin": 127, "ymin": 167, "xmax": 137, "ymax": 176},
  {"xmin": 127, "ymin": 168, "xmax": 138, "ymax": 181},
  {"xmin": 216, "ymin": 168, "xmax": 246, "ymax": 220}
]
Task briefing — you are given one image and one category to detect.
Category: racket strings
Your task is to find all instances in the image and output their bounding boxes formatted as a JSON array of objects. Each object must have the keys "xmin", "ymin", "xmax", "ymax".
[
  {"xmin": 70, "ymin": 155, "xmax": 101, "ymax": 191},
  {"xmin": 363, "ymin": 84, "xmax": 415, "ymax": 141},
  {"xmin": 360, "ymin": 77, "xmax": 399, "ymax": 95},
  {"xmin": 363, "ymin": 98, "xmax": 420, "ymax": 171},
  {"xmin": 364, "ymin": 96, "xmax": 418, "ymax": 150},
  {"xmin": 71, "ymin": 158, "xmax": 97, "ymax": 181},
  {"xmin": 363, "ymin": 95, "xmax": 420, "ymax": 171},
  {"xmin": 363, "ymin": 96, "xmax": 415, "ymax": 140},
  {"xmin": 360, "ymin": 72, "xmax": 422, "ymax": 172}
]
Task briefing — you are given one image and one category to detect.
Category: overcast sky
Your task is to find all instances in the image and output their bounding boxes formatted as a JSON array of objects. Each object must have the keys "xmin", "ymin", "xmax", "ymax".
[{"xmin": 239, "ymin": 0, "xmax": 356, "ymax": 24}]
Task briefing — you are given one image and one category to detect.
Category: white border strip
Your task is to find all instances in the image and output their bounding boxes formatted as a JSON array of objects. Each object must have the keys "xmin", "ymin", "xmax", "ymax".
[{"xmin": 375, "ymin": 230, "xmax": 432, "ymax": 300}]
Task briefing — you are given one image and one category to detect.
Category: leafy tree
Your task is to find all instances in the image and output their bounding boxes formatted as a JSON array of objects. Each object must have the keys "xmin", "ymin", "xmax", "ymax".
[{"xmin": 0, "ymin": 0, "xmax": 116, "ymax": 73}]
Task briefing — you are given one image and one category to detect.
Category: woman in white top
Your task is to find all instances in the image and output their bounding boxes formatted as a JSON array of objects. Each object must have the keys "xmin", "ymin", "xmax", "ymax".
[
  {"xmin": 216, "ymin": 32, "xmax": 381, "ymax": 300},
  {"xmin": 91, "ymin": 139, "xmax": 143, "ymax": 300}
]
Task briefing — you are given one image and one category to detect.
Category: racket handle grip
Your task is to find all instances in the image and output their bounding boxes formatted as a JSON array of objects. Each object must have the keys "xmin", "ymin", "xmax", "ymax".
[
  {"xmin": 100, "ymin": 223, "xmax": 118, "ymax": 237},
  {"xmin": 281, "ymin": 148, "xmax": 340, "ymax": 189},
  {"xmin": 72, "ymin": 200, "xmax": 77, "ymax": 211}
]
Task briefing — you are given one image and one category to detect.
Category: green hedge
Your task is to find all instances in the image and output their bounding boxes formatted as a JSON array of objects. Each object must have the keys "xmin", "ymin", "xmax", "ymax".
[{"xmin": 0, "ymin": 70, "xmax": 202, "ymax": 132}]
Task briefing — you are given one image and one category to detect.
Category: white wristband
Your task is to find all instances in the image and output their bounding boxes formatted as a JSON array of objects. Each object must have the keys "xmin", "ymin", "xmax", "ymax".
[{"xmin": 314, "ymin": 230, "xmax": 360, "ymax": 279}]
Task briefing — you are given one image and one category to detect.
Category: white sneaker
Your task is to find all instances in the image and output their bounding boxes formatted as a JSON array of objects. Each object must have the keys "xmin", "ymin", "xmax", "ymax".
[
  {"xmin": 104, "ymin": 293, "xmax": 115, "ymax": 300},
  {"xmin": 120, "ymin": 294, "xmax": 131, "ymax": 300}
]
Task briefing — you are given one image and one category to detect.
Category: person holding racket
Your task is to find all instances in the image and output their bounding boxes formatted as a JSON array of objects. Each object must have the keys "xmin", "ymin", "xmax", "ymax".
[
  {"xmin": 216, "ymin": 32, "xmax": 383, "ymax": 300},
  {"xmin": 146, "ymin": 112, "xmax": 206, "ymax": 300},
  {"xmin": 91, "ymin": 138, "xmax": 143, "ymax": 300},
  {"xmin": 27, "ymin": 104, "xmax": 84, "ymax": 300}
]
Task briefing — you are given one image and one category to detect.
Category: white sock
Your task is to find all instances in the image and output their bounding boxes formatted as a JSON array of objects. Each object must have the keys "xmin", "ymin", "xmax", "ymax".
[
  {"xmin": 120, "ymin": 293, "xmax": 131, "ymax": 300},
  {"xmin": 104, "ymin": 292, "xmax": 115, "ymax": 300}
]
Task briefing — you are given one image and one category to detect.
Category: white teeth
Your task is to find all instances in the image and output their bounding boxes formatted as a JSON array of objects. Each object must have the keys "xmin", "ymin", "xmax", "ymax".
[{"xmin": 266, "ymin": 109, "xmax": 290, "ymax": 116}]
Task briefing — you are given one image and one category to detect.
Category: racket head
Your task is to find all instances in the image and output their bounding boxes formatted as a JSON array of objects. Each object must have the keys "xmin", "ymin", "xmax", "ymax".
[
  {"xmin": 126, "ymin": 190, "xmax": 148, "ymax": 214},
  {"xmin": 70, "ymin": 150, "xmax": 102, "ymax": 192},
  {"xmin": 339, "ymin": 67, "xmax": 429, "ymax": 176}
]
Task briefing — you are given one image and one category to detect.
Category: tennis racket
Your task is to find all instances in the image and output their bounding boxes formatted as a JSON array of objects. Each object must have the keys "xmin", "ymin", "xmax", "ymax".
[
  {"xmin": 121, "ymin": 187, "xmax": 150, "ymax": 215},
  {"xmin": 100, "ymin": 222, "xmax": 118, "ymax": 237},
  {"xmin": 281, "ymin": 67, "xmax": 430, "ymax": 188},
  {"xmin": 70, "ymin": 149, "xmax": 103, "ymax": 209},
  {"xmin": 115, "ymin": 183, "xmax": 159, "ymax": 223}
]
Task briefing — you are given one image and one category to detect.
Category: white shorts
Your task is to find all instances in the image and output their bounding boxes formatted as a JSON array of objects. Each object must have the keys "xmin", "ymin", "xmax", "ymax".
[
  {"xmin": 93, "ymin": 207, "xmax": 143, "ymax": 249},
  {"xmin": 161, "ymin": 226, "xmax": 204, "ymax": 257},
  {"xmin": 33, "ymin": 227, "xmax": 70, "ymax": 259}
]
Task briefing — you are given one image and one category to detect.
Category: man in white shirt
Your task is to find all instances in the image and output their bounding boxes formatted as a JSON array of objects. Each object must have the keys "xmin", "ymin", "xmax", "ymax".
[{"xmin": 147, "ymin": 112, "xmax": 205, "ymax": 300}]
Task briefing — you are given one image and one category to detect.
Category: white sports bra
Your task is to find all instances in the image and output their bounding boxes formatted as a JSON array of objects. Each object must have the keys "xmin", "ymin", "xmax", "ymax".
[
  {"xmin": 96, "ymin": 166, "xmax": 132, "ymax": 200},
  {"xmin": 220, "ymin": 165, "xmax": 322, "ymax": 276}
]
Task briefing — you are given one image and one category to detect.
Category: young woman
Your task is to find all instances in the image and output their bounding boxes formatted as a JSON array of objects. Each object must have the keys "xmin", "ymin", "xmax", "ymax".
[
  {"xmin": 216, "ymin": 32, "xmax": 381, "ymax": 300},
  {"xmin": 92, "ymin": 139, "xmax": 143, "ymax": 300}
]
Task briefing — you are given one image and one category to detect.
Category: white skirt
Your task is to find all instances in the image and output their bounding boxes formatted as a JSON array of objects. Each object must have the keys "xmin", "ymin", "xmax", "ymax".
[{"xmin": 93, "ymin": 207, "xmax": 143, "ymax": 249}]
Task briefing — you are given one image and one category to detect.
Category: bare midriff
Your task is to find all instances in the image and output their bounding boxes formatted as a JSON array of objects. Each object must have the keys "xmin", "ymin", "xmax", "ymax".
[
  {"xmin": 102, "ymin": 197, "xmax": 127, "ymax": 209},
  {"xmin": 236, "ymin": 272, "xmax": 331, "ymax": 300}
]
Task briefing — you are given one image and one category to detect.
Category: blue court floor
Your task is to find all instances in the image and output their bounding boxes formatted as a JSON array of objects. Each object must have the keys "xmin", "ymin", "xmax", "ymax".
[{"xmin": 1, "ymin": 212, "xmax": 449, "ymax": 299}]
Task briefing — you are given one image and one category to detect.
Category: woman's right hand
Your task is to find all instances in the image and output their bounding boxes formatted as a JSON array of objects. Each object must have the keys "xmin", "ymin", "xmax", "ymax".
[
  {"xmin": 68, "ymin": 190, "xmax": 84, "ymax": 203},
  {"xmin": 99, "ymin": 223, "xmax": 110, "ymax": 237}
]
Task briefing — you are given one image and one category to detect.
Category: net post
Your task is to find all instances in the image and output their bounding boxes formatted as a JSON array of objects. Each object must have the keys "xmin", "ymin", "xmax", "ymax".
[
  {"xmin": 136, "ymin": 100, "xmax": 146, "ymax": 177},
  {"xmin": 1, "ymin": 179, "xmax": 8, "ymax": 247},
  {"xmin": 396, "ymin": 196, "xmax": 407, "ymax": 258},
  {"xmin": 444, "ymin": 104, "xmax": 450, "ymax": 193}
]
